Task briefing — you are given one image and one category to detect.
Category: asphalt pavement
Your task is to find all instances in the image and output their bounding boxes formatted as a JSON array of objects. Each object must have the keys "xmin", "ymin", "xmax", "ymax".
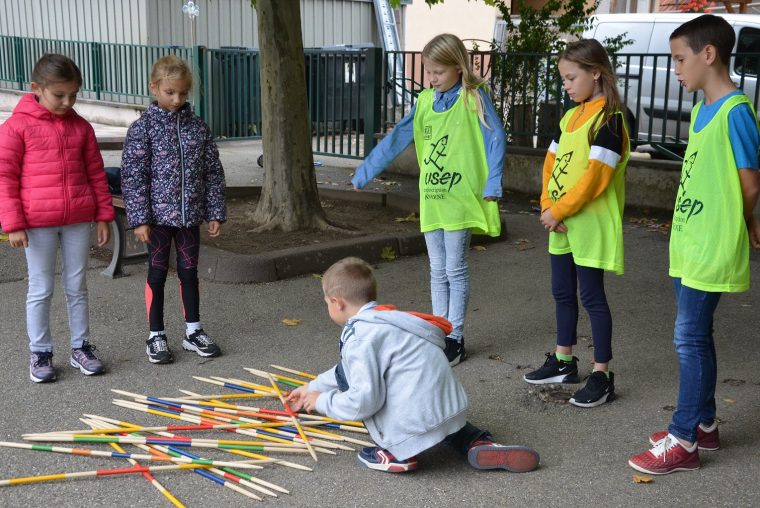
[{"xmin": 0, "ymin": 132, "xmax": 759, "ymax": 506}]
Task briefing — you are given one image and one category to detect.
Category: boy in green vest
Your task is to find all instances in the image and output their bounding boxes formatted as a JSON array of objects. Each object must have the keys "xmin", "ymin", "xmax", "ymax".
[{"xmin": 629, "ymin": 14, "xmax": 760, "ymax": 475}]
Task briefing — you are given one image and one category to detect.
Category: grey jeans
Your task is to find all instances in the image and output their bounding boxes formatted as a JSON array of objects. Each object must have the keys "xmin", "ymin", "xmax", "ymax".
[{"xmin": 24, "ymin": 223, "xmax": 91, "ymax": 352}]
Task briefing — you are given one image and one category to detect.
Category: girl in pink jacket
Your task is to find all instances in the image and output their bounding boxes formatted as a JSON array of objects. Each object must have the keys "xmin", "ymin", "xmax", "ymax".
[{"xmin": 0, "ymin": 54, "xmax": 115, "ymax": 383}]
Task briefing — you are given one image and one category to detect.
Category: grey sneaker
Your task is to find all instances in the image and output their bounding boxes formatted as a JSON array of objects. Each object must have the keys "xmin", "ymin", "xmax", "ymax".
[
  {"xmin": 30, "ymin": 352, "xmax": 56, "ymax": 383},
  {"xmin": 70, "ymin": 342, "xmax": 105, "ymax": 375},
  {"xmin": 183, "ymin": 329, "xmax": 221, "ymax": 357}
]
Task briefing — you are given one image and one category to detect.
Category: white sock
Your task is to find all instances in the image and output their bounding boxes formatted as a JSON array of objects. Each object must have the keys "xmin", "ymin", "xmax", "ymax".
[
  {"xmin": 700, "ymin": 421, "xmax": 718, "ymax": 432},
  {"xmin": 149, "ymin": 330, "xmax": 165, "ymax": 339},
  {"xmin": 186, "ymin": 322, "xmax": 202, "ymax": 335}
]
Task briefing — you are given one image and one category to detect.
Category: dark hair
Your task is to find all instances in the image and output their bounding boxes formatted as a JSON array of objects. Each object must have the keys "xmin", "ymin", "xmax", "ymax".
[
  {"xmin": 558, "ymin": 39, "xmax": 625, "ymax": 146},
  {"xmin": 670, "ymin": 14, "xmax": 735, "ymax": 67},
  {"xmin": 31, "ymin": 53, "xmax": 82, "ymax": 87}
]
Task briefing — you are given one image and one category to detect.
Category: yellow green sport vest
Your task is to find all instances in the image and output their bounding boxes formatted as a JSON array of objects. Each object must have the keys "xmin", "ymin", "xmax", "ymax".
[
  {"xmin": 546, "ymin": 107, "xmax": 629, "ymax": 274},
  {"xmin": 412, "ymin": 88, "xmax": 501, "ymax": 236},
  {"xmin": 669, "ymin": 94, "xmax": 756, "ymax": 292}
]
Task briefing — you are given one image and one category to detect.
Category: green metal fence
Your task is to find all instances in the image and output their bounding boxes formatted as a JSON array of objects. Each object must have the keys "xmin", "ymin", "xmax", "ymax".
[
  {"xmin": 0, "ymin": 35, "xmax": 193, "ymax": 104},
  {"xmin": 383, "ymin": 50, "xmax": 760, "ymax": 157},
  {"xmin": 9, "ymin": 36, "xmax": 760, "ymax": 159}
]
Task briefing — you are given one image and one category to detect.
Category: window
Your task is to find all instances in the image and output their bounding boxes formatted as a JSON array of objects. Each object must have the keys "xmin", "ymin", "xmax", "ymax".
[{"xmin": 735, "ymin": 27, "xmax": 760, "ymax": 78}]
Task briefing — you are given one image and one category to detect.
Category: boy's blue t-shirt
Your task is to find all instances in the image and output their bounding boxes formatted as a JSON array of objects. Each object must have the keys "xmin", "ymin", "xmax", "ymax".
[{"xmin": 693, "ymin": 90, "xmax": 759, "ymax": 170}]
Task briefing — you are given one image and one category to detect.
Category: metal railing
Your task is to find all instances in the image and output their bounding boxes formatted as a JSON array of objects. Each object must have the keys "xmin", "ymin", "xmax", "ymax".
[
  {"xmin": 0, "ymin": 36, "xmax": 383, "ymax": 158},
  {"xmin": 382, "ymin": 50, "xmax": 760, "ymax": 156},
  {"xmin": 0, "ymin": 35, "xmax": 193, "ymax": 104},
  {"xmin": 5, "ymin": 35, "xmax": 760, "ymax": 160}
]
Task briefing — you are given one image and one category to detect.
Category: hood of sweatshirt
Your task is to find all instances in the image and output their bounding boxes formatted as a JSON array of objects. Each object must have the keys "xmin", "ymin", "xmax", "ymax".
[{"xmin": 347, "ymin": 304, "xmax": 451, "ymax": 350}]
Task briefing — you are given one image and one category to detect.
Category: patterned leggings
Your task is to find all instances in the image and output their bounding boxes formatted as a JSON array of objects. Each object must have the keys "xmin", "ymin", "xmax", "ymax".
[{"xmin": 145, "ymin": 225, "xmax": 200, "ymax": 331}]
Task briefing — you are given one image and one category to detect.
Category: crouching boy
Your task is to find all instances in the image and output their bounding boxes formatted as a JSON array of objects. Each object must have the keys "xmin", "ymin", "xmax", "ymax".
[{"xmin": 286, "ymin": 257, "xmax": 540, "ymax": 473}]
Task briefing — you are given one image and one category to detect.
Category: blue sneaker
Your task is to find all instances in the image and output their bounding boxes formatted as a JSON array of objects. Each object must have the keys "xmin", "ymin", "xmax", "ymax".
[
  {"xmin": 30, "ymin": 352, "xmax": 56, "ymax": 383},
  {"xmin": 357, "ymin": 447, "xmax": 418, "ymax": 473}
]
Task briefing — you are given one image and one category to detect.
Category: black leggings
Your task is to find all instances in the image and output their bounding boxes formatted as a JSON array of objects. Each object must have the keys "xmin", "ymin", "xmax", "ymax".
[
  {"xmin": 550, "ymin": 253, "xmax": 612, "ymax": 363},
  {"xmin": 145, "ymin": 225, "xmax": 200, "ymax": 332}
]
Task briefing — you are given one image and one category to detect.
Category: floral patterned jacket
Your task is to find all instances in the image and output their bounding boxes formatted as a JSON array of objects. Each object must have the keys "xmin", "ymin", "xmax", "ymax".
[{"xmin": 121, "ymin": 102, "xmax": 226, "ymax": 228}]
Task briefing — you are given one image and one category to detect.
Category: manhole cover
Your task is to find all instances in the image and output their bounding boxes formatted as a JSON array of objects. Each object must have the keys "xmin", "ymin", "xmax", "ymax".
[{"xmin": 538, "ymin": 387, "xmax": 574, "ymax": 403}]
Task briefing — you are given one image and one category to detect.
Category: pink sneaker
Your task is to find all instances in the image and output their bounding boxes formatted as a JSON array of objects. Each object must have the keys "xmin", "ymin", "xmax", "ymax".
[
  {"xmin": 629, "ymin": 434, "xmax": 700, "ymax": 475},
  {"xmin": 467, "ymin": 439, "xmax": 540, "ymax": 472},
  {"xmin": 649, "ymin": 422, "xmax": 720, "ymax": 451}
]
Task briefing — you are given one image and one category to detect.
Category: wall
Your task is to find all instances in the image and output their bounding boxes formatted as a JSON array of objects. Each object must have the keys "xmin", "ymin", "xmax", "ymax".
[
  {"xmin": 0, "ymin": 0, "xmax": 380, "ymax": 49},
  {"xmin": 383, "ymin": 141, "xmax": 681, "ymax": 211},
  {"xmin": 403, "ymin": 0, "xmax": 499, "ymax": 51}
]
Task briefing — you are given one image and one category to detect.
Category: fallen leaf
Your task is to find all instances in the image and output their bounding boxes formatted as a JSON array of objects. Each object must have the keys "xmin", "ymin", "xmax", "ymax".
[
  {"xmin": 282, "ymin": 318, "xmax": 301, "ymax": 326},
  {"xmin": 472, "ymin": 245, "xmax": 487, "ymax": 251},
  {"xmin": 394, "ymin": 212, "xmax": 419, "ymax": 223},
  {"xmin": 380, "ymin": 246, "xmax": 397, "ymax": 260},
  {"xmin": 0, "ymin": 233, "xmax": 7, "ymax": 242},
  {"xmin": 516, "ymin": 239, "xmax": 534, "ymax": 251},
  {"xmin": 311, "ymin": 273, "xmax": 323, "ymax": 280},
  {"xmin": 722, "ymin": 398, "xmax": 736, "ymax": 404},
  {"xmin": 662, "ymin": 405, "xmax": 676, "ymax": 411},
  {"xmin": 722, "ymin": 378, "xmax": 745, "ymax": 387},
  {"xmin": 381, "ymin": 180, "xmax": 399, "ymax": 187},
  {"xmin": 488, "ymin": 354, "xmax": 505, "ymax": 362},
  {"xmin": 633, "ymin": 474, "xmax": 654, "ymax": 484}
]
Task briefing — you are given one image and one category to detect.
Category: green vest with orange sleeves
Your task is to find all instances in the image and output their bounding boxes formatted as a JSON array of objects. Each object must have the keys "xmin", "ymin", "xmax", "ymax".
[{"xmin": 546, "ymin": 108, "xmax": 628, "ymax": 274}]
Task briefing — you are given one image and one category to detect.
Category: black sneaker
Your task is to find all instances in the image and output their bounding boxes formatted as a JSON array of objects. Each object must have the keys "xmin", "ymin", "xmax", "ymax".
[
  {"xmin": 523, "ymin": 352, "xmax": 580, "ymax": 384},
  {"xmin": 569, "ymin": 371, "xmax": 615, "ymax": 408},
  {"xmin": 146, "ymin": 334, "xmax": 174, "ymax": 364},
  {"xmin": 444, "ymin": 338, "xmax": 466, "ymax": 366},
  {"xmin": 183, "ymin": 329, "xmax": 221, "ymax": 358}
]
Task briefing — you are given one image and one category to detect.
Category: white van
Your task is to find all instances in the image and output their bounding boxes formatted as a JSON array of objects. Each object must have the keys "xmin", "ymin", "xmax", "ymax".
[{"xmin": 584, "ymin": 13, "xmax": 760, "ymax": 147}]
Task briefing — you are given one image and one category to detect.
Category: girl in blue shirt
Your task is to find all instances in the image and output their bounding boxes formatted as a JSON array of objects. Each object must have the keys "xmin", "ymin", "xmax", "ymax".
[{"xmin": 352, "ymin": 33, "xmax": 506, "ymax": 366}]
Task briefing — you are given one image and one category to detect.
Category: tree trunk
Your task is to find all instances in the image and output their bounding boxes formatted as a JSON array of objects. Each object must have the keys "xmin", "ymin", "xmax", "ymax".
[{"xmin": 252, "ymin": 0, "xmax": 326, "ymax": 231}]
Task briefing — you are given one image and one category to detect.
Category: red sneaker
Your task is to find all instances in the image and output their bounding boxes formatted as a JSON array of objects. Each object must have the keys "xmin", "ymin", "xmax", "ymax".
[
  {"xmin": 649, "ymin": 422, "xmax": 720, "ymax": 451},
  {"xmin": 629, "ymin": 434, "xmax": 700, "ymax": 475},
  {"xmin": 467, "ymin": 439, "xmax": 540, "ymax": 472}
]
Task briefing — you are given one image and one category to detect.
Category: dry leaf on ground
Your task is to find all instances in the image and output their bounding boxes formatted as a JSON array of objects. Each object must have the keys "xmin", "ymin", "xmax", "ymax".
[
  {"xmin": 380, "ymin": 246, "xmax": 397, "ymax": 260},
  {"xmin": 633, "ymin": 474, "xmax": 654, "ymax": 484},
  {"xmin": 282, "ymin": 318, "xmax": 302, "ymax": 326},
  {"xmin": 472, "ymin": 245, "xmax": 487, "ymax": 251},
  {"xmin": 394, "ymin": 212, "xmax": 419, "ymax": 223}
]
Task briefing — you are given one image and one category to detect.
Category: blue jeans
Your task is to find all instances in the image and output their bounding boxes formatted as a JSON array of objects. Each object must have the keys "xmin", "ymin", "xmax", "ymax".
[
  {"xmin": 24, "ymin": 223, "xmax": 92, "ymax": 352},
  {"xmin": 550, "ymin": 253, "xmax": 612, "ymax": 363},
  {"xmin": 668, "ymin": 278, "xmax": 721, "ymax": 443},
  {"xmin": 424, "ymin": 229, "xmax": 471, "ymax": 340}
]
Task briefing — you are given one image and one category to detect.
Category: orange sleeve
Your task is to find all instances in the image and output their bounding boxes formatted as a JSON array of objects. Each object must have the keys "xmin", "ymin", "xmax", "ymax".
[
  {"xmin": 549, "ymin": 159, "xmax": 615, "ymax": 222},
  {"xmin": 540, "ymin": 151, "xmax": 556, "ymax": 211}
]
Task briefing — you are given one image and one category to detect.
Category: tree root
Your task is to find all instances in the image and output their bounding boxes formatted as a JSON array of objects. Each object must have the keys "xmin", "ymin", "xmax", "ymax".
[{"xmin": 246, "ymin": 215, "xmax": 361, "ymax": 235}]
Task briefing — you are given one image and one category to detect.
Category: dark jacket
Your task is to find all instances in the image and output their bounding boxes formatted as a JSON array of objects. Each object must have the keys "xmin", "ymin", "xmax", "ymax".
[{"xmin": 121, "ymin": 102, "xmax": 226, "ymax": 228}]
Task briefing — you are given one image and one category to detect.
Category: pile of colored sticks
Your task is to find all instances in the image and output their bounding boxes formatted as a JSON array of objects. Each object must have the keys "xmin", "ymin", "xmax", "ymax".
[{"xmin": 0, "ymin": 365, "xmax": 372, "ymax": 506}]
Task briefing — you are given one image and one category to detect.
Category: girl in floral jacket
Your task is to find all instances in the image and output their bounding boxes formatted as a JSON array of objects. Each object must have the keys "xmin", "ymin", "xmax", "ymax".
[{"xmin": 121, "ymin": 55, "xmax": 226, "ymax": 364}]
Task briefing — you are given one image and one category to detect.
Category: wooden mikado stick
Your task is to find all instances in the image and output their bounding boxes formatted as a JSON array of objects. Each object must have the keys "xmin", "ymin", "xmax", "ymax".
[{"xmin": 266, "ymin": 373, "xmax": 318, "ymax": 462}]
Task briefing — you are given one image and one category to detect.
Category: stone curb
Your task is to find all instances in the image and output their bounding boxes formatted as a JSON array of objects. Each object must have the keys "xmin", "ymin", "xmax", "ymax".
[{"xmin": 194, "ymin": 187, "xmax": 508, "ymax": 284}]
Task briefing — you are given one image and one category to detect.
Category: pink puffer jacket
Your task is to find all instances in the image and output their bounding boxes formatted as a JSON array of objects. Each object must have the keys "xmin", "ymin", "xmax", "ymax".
[{"xmin": 0, "ymin": 94, "xmax": 114, "ymax": 233}]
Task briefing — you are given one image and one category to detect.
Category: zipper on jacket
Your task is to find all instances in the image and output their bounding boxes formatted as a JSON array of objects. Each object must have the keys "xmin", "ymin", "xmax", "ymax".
[
  {"xmin": 57, "ymin": 121, "xmax": 70, "ymax": 223},
  {"xmin": 177, "ymin": 113, "xmax": 186, "ymax": 226}
]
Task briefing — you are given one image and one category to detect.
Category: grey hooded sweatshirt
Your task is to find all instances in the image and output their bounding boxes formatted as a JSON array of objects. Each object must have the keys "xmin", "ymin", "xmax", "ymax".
[{"xmin": 310, "ymin": 303, "xmax": 469, "ymax": 460}]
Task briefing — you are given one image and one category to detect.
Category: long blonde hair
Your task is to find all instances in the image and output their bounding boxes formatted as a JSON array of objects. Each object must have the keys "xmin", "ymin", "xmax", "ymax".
[
  {"xmin": 558, "ymin": 39, "xmax": 624, "ymax": 145},
  {"xmin": 422, "ymin": 34, "xmax": 489, "ymax": 128}
]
